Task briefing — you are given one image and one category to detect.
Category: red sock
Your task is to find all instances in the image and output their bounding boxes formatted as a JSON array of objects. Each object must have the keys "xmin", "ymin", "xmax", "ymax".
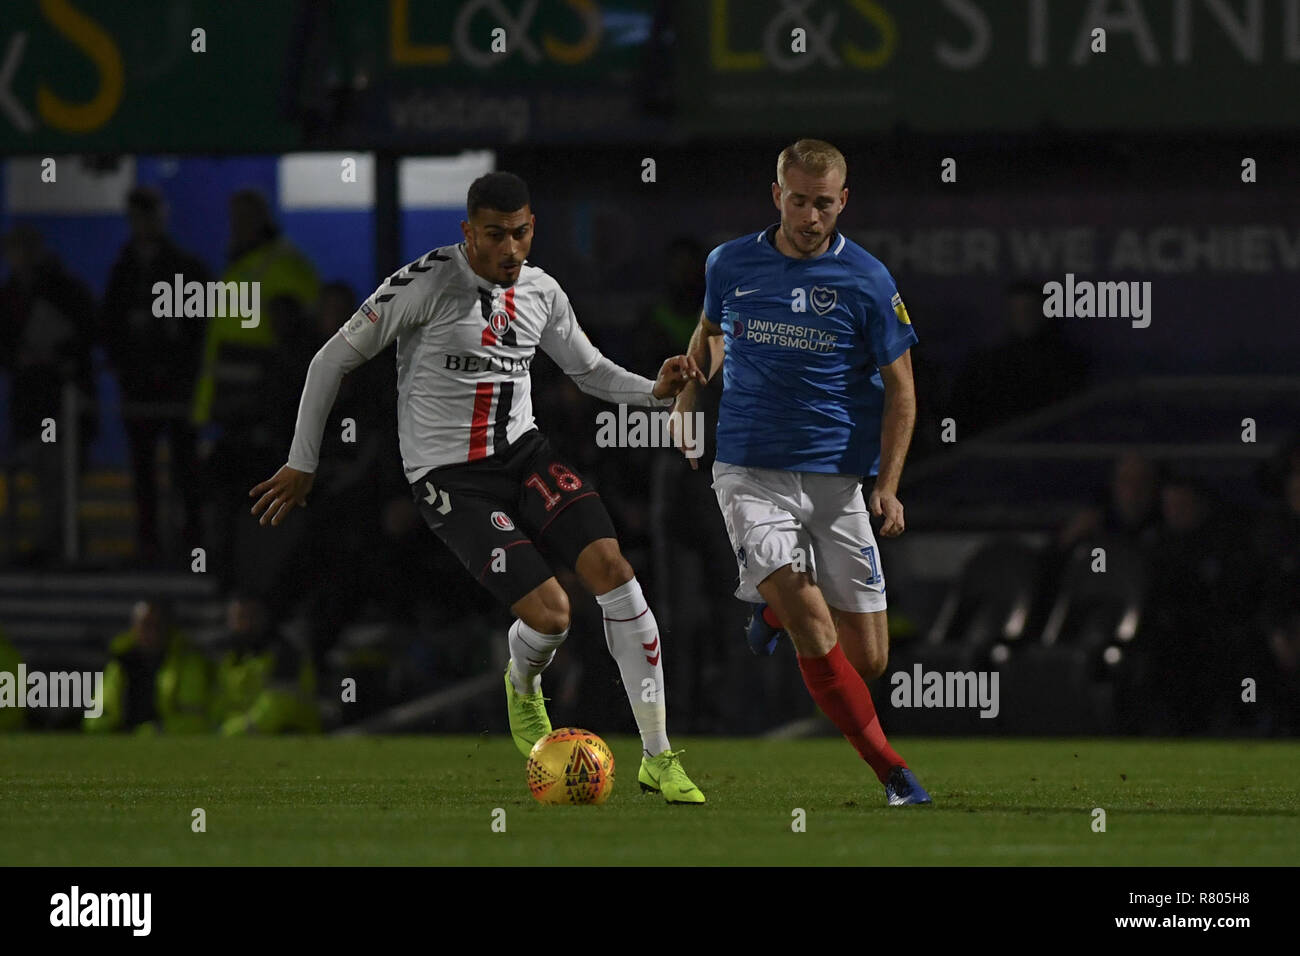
[
  {"xmin": 762, "ymin": 605, "xmax": 783, "ymax": 629},
  {"xmin": 797, "ymin": 644, "xmax": 906, "ymax": 783}
]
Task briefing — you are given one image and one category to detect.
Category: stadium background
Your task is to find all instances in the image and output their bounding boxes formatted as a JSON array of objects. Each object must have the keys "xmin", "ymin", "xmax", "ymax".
[{"xmin": 1, "ymin": 0, "xmax": 1298, "ymax": 743}]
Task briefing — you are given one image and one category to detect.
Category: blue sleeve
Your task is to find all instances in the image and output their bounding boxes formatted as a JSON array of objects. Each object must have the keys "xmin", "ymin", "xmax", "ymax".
[
  {"xmin": 861, "ymin": 265, "xmax": 918, "ymax": 366},
  {"xmin": 703, "ymin": 243, "xmax": 726, "ymax": 323}
]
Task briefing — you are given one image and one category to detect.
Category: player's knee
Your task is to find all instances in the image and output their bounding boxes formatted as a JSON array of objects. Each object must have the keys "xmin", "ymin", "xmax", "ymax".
[
  {"xmin": 578, "ymin": 541, "xmax": 634, "ymax": 594},
  {"xmin": 530, "ymin": 607, "xmax": 569, "ymax": 636},
  {"xmin": 857, "ymin": 646, "xmax": 889, "ymax": 681},
  {"xmin": 783, "ymin": 604, "xmax": 839, "ymax": 654},
  {"xmin": 539, "ymin": 590, "xmax": 571, "ymax": 634},
  {"xmin": 763, "ymin": 576, "xmax": 833, "ymax": 652},
  {"xmin": 519, "ymin": 583, "xmax": 571, "ymax": 635},
  {"xmin": 838, "ymin": 615, "xmax": 889, "ymax": 680},
  {"xmin": 600, "ymin": 555, "xmax": 635, "ymax": 592}
]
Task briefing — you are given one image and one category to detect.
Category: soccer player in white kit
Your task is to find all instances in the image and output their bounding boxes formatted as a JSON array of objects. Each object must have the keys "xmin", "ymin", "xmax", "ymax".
[
  {"xmin": 250, "ymin": 172, "xmax": 706, "ymax": 803},
  {"xmin": 676, "ymin": 140, "xmax": 931, "ymax": 805}
]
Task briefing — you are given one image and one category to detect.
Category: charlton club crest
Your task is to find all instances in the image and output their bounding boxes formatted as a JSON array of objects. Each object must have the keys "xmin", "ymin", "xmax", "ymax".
[{"xmin": 489, "ymin": 309, "xmax": 510, "ymax": 335}]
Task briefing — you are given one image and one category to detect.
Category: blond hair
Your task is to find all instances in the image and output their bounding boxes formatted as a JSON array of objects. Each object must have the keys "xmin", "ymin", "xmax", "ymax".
[{"xmin": 776, "ymin": 139, "xmax": 847, "ymax": 190}]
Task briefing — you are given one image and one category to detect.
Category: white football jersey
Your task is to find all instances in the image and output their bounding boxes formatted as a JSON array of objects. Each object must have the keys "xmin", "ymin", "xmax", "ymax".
[{"xmin": 338, "ymin": 241, "xmax": 603, "ymax": 481}]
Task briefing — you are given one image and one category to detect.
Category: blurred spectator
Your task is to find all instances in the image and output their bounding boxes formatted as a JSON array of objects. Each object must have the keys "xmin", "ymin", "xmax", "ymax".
[
  {"xmin": 949, "ymin": 280, "xmax": 1090, "ymax": 437},
  {"xmin": 0, "ymin": 624, "xmax": 23, "ymax": 730},
  {"xmin": 84, "ymin": 598, "xmax": 214, "ymax": 734},
  {"xmin": 1251, "ymin": 465, "xmax": 1300, "ymax": 620},
  {"xmin": 616, "ymin": 236, "xmax": 739, "ymax": 727},
  {"xmin": 622, "ymin": 236, "xmax": 705, "ymax": 363},
  {"xmin": 1138, "ymin": 472, "xmax": 1253, "ymax": 733},
  {"xmin": 1263, "ymin": 604, "xmax": 1300, "ymax": 735},
  {"xmin": 100, "ymin": 187, "xmax": 211, "ymax": 565},
  {"xmin": 1047, "ymin": 454, "xmax": 1166, "ymax": 679},
  {"xmin": 904, "ymin": 336, "xmax": 946, "ymax": 465},
  {"xmin": 265, "ymin": 281, "xmax": 405, "ymax": 667},
  {"xmin": 1254, "ymin": 431, "xmax": 1300, "ymax": 502},
  {"xmin": 1059, "ymin": 452, "xmax": 1164, "ymax": 552},
  {"xmin": 211, "ymin": 592, "xmax": 320, "ymax": 734},
  {"xmin": 1248, "ymin": 462, "xmax": 1300, "ymax": 734},
  {"xmin": 192, "ymin": 189, "xmax": 320, "ymax": 588},
  {"xmin": 0, "ymin": 225, "xmax": 99, "ymax": 566}
]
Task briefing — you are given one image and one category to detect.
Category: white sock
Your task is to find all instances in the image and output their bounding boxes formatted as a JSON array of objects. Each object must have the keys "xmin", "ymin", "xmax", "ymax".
[
  {"xmin": 508, "ymin": 619, "xmax": 567, "ymax": 694},
  {"xmin": 596, "ymin": 577, "xmax": 670, "ymax": 756}
]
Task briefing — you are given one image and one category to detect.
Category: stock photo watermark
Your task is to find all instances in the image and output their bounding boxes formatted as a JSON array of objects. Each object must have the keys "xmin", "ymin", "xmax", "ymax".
[
  {"xmin": 49, "ymin": 886, "xmax": 151, "ymax": 936},
  {"xmin": 1043, "ymin": 273, "xmax": 1152, "ymax": 328},
  {"xmin": 152, "ymin": 274, "xmax": 261, "ymax": 327},
  {"xmin": 0, "ymin": 666, "xmax": 103, "ymax": 719},
  {"xmin": 890, "ymin": 664, "xmax": 1000, "ymax": 719},
  {"xmin": 595, "ymin": 405, "xmax": 705, "ymax": 459}
]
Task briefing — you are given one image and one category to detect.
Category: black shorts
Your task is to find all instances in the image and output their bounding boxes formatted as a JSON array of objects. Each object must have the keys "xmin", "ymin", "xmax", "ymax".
[{"xmin": 409, "ymin": 429, "xmax": 617, "ymax": 608}]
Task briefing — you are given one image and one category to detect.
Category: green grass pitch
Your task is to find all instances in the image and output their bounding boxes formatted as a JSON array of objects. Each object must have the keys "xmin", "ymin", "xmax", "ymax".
[{"xmin": 1, "ymin": 735, "xmax": 1296, "ymax": 865}]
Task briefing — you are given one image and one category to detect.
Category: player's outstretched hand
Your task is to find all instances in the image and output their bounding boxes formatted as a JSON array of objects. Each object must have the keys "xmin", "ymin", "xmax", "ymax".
[
  {"xmin": 652, "ymin": 354, "xmax": 706, "ymax": 400},
  {"xmin": 249, "ymin": 464, "xmax": 315, "ymax": 527},
  {"xmin": 869, "ymin": 487, "xmax": 905, "ymax": 537}
]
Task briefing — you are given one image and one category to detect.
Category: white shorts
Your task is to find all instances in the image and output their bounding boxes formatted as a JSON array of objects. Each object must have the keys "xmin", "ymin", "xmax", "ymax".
[{"xmin": 711, "ymin": 462, "xmax": 887, "ymax": 614}]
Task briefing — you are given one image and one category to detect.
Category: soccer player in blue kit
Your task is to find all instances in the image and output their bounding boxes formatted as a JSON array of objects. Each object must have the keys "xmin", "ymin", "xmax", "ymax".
[{"xmin": 674, "ymin": 139, "xmax": 931, "ymax": 805}]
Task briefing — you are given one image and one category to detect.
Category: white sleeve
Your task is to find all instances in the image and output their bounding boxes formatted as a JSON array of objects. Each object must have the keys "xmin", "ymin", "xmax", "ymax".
[
  {"xmin": 539, "ymin": 286, "xmax": 671, "ymax": 408},
  {"xmin": 290, "ymin": 273, "xmax": 429, "ymax": 471},
  {"xmin": 339, "ymin": 283, "xmax": 427, "ymax": 360},
  {"xmin": 286, "ymin": 333, "xmax": 369, "ymax": 473},
  {"xmin": 569, "ymin": 354, "xmax": 672, "ymax": 408}
]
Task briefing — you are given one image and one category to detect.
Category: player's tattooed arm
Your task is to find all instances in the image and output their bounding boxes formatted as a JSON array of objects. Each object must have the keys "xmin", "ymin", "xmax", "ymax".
[{"xmin": 871, "ymin": 349, "xmax": 916, "ymax": 537}]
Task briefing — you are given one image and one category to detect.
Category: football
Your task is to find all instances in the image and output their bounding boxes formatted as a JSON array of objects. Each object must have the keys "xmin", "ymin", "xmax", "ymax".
[{"xmin": 526, "ymin": 728, "xmax": 616, "ymax": 805}]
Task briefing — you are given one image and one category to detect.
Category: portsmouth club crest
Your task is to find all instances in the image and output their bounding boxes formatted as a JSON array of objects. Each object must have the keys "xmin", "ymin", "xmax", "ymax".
[
  {"xmin": 810, "ymin": 286, "xmax": 837, "ymax": 315},
  {"xmin": 489, "ymin": 308, "xmax": 511, "ymax": 336}
]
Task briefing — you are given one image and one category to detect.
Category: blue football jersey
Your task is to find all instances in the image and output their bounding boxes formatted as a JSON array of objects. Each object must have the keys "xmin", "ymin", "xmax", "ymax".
[{"xmin": 705, "ymin": 224, "xmax": 917, "ymax": 476}]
